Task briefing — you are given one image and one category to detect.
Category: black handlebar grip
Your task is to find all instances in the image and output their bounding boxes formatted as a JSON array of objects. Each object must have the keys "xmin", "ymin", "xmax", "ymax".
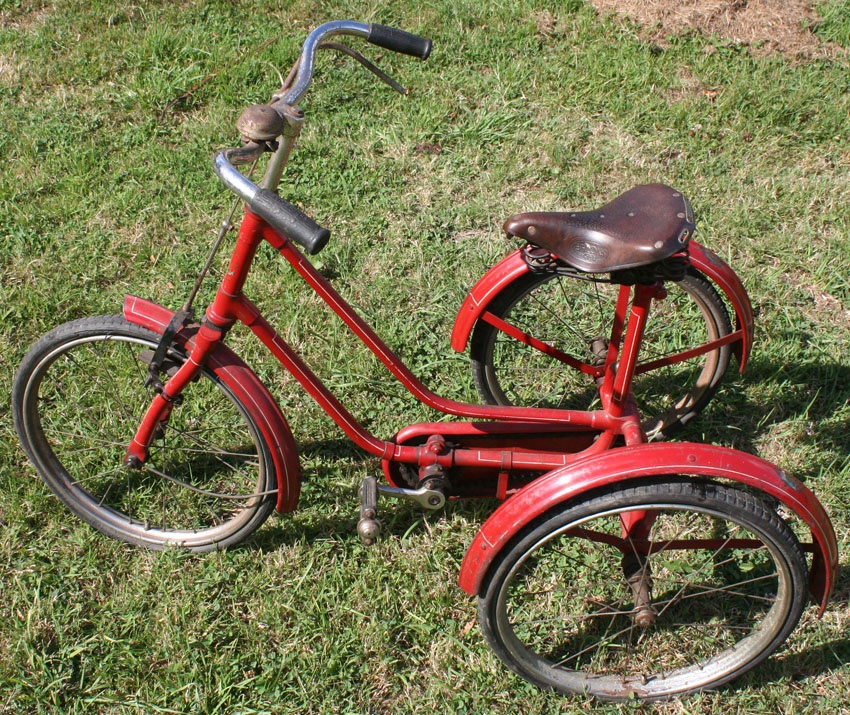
[
  {"xmin": 367, "ymin": 24, "xmax": 432, "ymax": 60},
  {"xmin": 250, "ymin": 189, "xmax": 331, "ymax": 255}
]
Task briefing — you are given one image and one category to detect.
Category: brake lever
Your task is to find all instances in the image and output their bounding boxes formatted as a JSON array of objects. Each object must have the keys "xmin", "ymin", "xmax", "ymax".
[{"xmin": 318, "ymin": 41, "xmax": 408, "ymax": 95}]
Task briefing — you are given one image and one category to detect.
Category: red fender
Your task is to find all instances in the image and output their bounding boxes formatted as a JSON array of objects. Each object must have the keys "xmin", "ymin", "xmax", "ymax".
[
  {"xmin": 687, "ymin": 241, "xmax": 754, "ymax": 371},
  {"xmin": 458, "ymin": 443, "xmax": 837, "ymax": 614},
  {"xmin": 450, "ymin": 249, "xmax": 530, "ymax": 353},
  {"xmin": 450, "ymin": 242, "xmax": 754, "ymax": 370},
  {"xmin": 123, "ymin": 295, "xmax": 301, "ymax": 512}
]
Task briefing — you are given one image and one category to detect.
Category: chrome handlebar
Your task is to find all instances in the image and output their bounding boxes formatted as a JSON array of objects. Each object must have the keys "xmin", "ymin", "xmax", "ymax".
[
  {"xmin": 214, "ymin": 20, "xmax": 432, "ymax": 254},
  {"xmin": 274, "ymin": 20, "xmax": 371, "ymax": 106}
]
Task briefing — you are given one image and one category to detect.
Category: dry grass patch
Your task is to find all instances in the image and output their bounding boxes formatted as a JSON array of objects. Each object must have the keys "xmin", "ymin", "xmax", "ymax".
[
  {"xmin": 591, "ymin": 0, "xmax": 845, "ymax": 57},
  {"xmin": 0, "ymin": 52, "xmax": 19, "ymax": 86}
]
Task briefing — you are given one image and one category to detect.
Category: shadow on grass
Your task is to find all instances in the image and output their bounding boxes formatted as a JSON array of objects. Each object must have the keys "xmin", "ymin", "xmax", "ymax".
[{"xmin": 679, "ymin": 354, "xmax": 850, "ymax": 479}]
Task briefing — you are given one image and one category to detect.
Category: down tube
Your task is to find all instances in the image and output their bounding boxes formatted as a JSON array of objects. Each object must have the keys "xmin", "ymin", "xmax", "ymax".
[
  {"xmin": 231, "ymin": 295, "xmax": 395, "ymax": 459},
  {"xmin": 231, "ymin": 296, "xmax": 615, "ymax": 474}
]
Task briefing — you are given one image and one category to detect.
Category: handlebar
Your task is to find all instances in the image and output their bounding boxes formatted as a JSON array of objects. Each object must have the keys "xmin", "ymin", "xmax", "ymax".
[
  {"xmin": 215, "ymin": 20, "xmax": 432, "ymax": 255},
  {"xmin": 367, "ymin": 24, "xmax": 432, "ymax": 60},
  {"xmin": 214, "ymin": 148, "xmax": 331, "ymax": 255},
  {"xmin": 275, "ymin": 20, "xmax": 431, "ymax": 106}
]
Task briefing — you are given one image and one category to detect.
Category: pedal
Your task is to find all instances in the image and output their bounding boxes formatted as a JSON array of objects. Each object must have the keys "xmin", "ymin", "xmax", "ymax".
[
  {"xmin": 357, "ymin": 476, "xmax": 381, "ymax": 546},
  {"xmin": 357, "ymin": 477, "xmax": 448, "ymax": 546}
]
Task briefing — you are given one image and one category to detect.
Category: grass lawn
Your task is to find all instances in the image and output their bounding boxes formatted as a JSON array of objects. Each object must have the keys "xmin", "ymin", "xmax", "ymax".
[{"xmin": 1, "ymin": 0, "xmax": 849, "ymax": 713}]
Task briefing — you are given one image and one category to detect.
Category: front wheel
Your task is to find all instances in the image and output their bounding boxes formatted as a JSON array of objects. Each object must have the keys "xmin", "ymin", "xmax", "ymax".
[
  {"xmin": 478, "ymin": 478, "xmax": 808, "ymax": 701},
  {"xmin": 12, "ymin": 315, "xmax": 277, "ymax": 551}
]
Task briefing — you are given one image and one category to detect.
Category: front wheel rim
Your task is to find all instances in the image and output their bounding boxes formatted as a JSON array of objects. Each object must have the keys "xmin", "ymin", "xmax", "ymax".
[{"xmin": 19, "ymin": 329, "xmax": 273, "ymax": 548}]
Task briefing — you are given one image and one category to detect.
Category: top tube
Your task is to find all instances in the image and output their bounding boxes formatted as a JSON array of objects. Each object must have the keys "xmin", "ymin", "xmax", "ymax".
[{"xmin": 274, "ymin": 20, "xmax": 370, "ymax": 106}]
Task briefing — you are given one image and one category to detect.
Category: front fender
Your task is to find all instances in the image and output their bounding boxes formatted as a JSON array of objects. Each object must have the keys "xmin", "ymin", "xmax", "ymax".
[
  {"xmin": 458, "ymin": 443, "xmax": 837, "ymax": 614},
  {"xmin": 123, "ymin": 295, "xmax": 301, "ymax": 512}
]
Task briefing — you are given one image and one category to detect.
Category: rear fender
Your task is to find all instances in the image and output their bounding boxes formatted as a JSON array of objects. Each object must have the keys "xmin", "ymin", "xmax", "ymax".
[
  {"xmin": 688, "ymin": 241, "xmax": 754, "ymax": 371},
  {"xmin": 123, "ymin": 295, "xmax": 301, "ymax": 512},
  {"xmin": 450, "ymin": 242, "xmax": 754, "ymax": 372},
  {"xmin": 458, "ymin": 443, "xmax": 837, "ymax": 614},
  {"xmin": 450, "ymin": 249, "xmax": 529, "ymax": 353}
]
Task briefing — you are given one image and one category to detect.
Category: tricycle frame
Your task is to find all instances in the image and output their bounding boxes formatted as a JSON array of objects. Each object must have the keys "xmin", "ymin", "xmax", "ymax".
[{"xmin": 124, "ymin": 205, "xmax": 653, "ymax": 492}]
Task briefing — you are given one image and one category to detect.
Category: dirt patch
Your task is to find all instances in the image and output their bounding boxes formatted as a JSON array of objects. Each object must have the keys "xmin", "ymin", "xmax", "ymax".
[
  {"xmin": 0, "ymin": 53, "xmax": 19, "ymax": 86},
  {"xmin": 590, "ymin": 0, "xmax": 842, "ymax": 58}
]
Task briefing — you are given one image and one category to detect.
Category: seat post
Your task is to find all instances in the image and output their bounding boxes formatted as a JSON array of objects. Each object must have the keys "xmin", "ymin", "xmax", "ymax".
[{"xmin": 607, "ymin": 282, "xmax": 657, "ymax": 418}]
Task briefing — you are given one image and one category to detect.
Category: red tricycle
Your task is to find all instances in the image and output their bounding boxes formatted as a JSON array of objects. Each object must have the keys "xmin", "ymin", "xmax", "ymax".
[{"xmin": 12, "ymin": 20, "xmax": 837, "ymax": 701}]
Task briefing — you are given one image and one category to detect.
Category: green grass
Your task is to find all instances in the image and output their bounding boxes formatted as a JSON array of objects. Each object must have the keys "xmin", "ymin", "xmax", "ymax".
[{"xmin": 1, "ymin": 0, "xmax": 849, "ymax": 712}]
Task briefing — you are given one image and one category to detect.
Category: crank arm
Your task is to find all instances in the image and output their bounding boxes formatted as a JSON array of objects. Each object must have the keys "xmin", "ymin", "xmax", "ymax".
[{"xmin": 378, "ymin": 484, "xmax": 446, "ymax": 510}]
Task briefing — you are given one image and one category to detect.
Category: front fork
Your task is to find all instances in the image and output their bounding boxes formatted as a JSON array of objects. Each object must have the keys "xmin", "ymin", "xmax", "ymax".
[
  {"xmin": 124, "ymin": 319, "xmax": 226, "ymax": 467},
  {"xmin": 125, "ymin": 206, "xmax": 267, "ymax": 467}
]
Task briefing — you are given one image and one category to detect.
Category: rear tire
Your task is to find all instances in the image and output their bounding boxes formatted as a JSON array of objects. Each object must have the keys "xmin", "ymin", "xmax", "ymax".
[{"xmin": 478, "ymin": 478, "xmax": 808, "ymax": 701}]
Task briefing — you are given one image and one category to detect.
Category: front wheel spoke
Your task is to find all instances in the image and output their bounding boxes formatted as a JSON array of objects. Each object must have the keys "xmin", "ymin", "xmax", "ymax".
[
  {"xmin": 43, "ymin": 430, "xmax": 132, "ymax": 453},
  {"xmin": 581, "ymin": 599, "xmax": 634, "ymax": 618},
  {"xmin": 653, "ymin": 534, "xmax": 749, "ymax": 620},
  {"xmin": 72, "ymin": 462, "xmax": 127, "ymax": 491},
  {"xmin": 161, "ymin": 423, "xmax": 256, "ymax": 473},
  {"xmin": 97, "ymin": 476, "xmax": 119, "ymax": 508},
  {"xmin": 45, "ymin": 435, "xmax": 127, "ymax": 461},
  {"xmin": 549, "ymin": 620, "xmax": 647, "ymax": 670},
  {"xmin": 514, "ymin": 596, "xmax": 633, "ymax": 628},
  {"xmin": 654, "ymin": 621, "xmax": 756, "ymax": 635},
  {"xmin": 588, "ymin": 582, "xmax": 635, "ymax": 655},
  {"xmin": 87, "ymin": 345, "xmax": 151, "ymax": 422},
  {"xmin": 150, "ymin": 441, "xmax": 258, "ymax": 462},
  {"xmin": 141, "ymin": 463, "xmax": 270, "ymax": 502}
]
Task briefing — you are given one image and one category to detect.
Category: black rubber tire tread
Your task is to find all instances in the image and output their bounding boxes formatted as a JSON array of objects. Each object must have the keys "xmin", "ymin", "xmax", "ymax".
[
  {"xmin": 469, "ymin": 269, "xmax": 733, "ymax": 439},
  {"xmin": 477, "ymin": 478, "xmax": 808, "ymax": 701},
  {"xmin": 12, "ymin": 314, "xmax": 277, "ymax": 551}
]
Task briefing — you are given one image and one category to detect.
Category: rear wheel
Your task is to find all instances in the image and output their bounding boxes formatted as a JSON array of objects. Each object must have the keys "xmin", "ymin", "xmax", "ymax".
[
  {"xmin": 469, "ymin": 270, "xmax": 733, "ymax": 438},
  {"xmin": 12, "ymin": 315, "xmax": 277, "ymax": 551},
  {"xmin": 478, "ymin": 479, "xmax": 808, "ymax": 701}
]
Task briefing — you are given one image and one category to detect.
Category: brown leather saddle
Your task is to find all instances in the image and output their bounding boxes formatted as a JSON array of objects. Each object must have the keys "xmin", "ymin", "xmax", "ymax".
[{"xmin": 503, "ymin": 184, "xmax": 694, "ymax": 273}]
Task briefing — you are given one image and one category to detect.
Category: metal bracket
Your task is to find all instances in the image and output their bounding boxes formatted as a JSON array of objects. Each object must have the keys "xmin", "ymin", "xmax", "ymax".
[{"xmin": 144, "ymin": 308, "xmax": 191, "ymax": 391}]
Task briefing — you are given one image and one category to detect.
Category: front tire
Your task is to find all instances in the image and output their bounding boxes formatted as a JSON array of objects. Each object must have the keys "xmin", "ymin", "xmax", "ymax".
[{"xmin": 12, "ymin": 315, "xmax": 277, "ymax": 551}]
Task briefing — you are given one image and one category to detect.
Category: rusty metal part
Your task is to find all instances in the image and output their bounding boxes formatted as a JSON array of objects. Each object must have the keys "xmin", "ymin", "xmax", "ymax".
[
  {"xmin": 622, "ymin": 552, "xmax": 658, "ymax": 627},
  {"xmin": 236, "ymin": 104, "xmax": 285, "ymax": 142}
]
